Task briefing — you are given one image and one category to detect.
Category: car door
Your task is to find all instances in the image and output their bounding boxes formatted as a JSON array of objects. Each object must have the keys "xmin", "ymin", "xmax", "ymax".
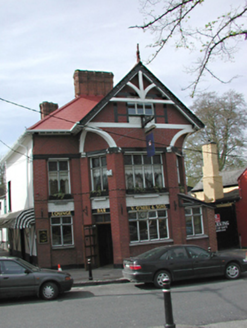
[
  {"xmin": 164, "ymin": 246, "xmax": 195, "ymax": 281},
  {"xmin": 186, "ymin": 246, "xmax": 224, "ymax": 278},
  {"xmin": 0, "ymin": 259, "xmax": 36, "ymax": 298}
]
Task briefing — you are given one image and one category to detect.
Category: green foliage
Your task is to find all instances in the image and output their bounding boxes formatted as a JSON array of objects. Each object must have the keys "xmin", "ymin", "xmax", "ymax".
[{"xmin": 184, "ymin": 90, "xmax": 247, "ymax": 186}]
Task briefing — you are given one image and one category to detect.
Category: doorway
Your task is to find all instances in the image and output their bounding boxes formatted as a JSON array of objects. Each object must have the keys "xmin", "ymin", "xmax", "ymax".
[{"xmin": 97, "ymin": 224, "xmax": 113, "ymax": 266}]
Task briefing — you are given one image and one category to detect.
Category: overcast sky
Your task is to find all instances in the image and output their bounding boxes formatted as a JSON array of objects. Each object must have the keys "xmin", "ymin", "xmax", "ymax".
[{"xmin": 1, "ymin": 0, "xmax": 246, "ymax": 157}]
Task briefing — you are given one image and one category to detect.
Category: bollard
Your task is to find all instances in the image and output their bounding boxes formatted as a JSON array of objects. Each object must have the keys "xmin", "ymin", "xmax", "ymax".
[
  {"xmin": 87, "ymin": 258, "xmax": 93, "ymax": 281},
  {"xmin": 163, "ymin": 277, "xmax": 176, "ymax": 328}
]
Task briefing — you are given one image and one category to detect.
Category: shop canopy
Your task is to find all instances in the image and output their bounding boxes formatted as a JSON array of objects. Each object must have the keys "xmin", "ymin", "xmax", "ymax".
[{"xmin": 0, "ymin": 208, "xmax": 35, "ymax": 229}]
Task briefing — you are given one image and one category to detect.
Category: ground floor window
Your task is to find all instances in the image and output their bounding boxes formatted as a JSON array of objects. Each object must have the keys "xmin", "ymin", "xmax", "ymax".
[
  {"xmin": 51, "ymin": 216, "xmax": 74, "ymax": 246},
  {"xmin": 128, "ymin": 209, "xmax": 168, "ymax": 243},
  {"xmin": 185, "ymin": 207, "xmax": 203, "ymax": 236}
]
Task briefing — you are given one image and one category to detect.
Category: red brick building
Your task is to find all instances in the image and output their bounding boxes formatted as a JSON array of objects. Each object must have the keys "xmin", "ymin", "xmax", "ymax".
[{"xmin": 28, "ymin": 61, "xmax": 217, "ymax": 269}]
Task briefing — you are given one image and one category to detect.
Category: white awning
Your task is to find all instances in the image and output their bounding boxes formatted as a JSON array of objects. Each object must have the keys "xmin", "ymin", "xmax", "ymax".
[{"xmin": 0, "ymin": 208, "xmax": 35, "ymax": 229}]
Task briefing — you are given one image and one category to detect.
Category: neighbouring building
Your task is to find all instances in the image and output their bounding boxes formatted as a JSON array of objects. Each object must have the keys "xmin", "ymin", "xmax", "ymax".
[
  {"xmin": 0, "ymin": 60, "xmax": 218, "ymax": 268},
  {"xmin": 191, "ymin": 142, "xmax": 247, "ymax": 250}
]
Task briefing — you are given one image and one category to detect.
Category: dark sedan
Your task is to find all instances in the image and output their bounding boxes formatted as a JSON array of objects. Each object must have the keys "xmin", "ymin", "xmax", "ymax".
[
  {"xmin": 0, "ymin": 256, "xmax": 73, "ymax": 300},
  {"xmin": 122, "ymin": 245, "xmax": 247, "ymax": 288}
]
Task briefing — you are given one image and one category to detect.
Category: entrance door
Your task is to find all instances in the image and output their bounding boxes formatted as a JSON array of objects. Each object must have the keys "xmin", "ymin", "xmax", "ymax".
[{"xmin": 97, "ymin": 224, "xmax": 113, "ymax": 267}]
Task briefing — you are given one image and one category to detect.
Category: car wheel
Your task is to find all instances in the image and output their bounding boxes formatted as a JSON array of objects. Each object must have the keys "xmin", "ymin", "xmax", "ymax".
[
  {"xmin": 41, "ymin": 282, "xmax": 59, "ymax": 300},
  {"xmin": 154, "ymin": 270, "xmax": 171, "ymax": 288},
  {"xmin": 225, "ymin": 262, "xmax": 240, "ymax": 279}
]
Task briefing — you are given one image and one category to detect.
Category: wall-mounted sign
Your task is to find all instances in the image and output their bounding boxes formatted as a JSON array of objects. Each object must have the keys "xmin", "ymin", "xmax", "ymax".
[
  {"xmin": 92, "ymin": 208, "xmax": 110, "ymax": 214},
  {"xmin": 38, "ymin": 230, "xmax": 48, "ymax": 244},
  {"xmin": 216, "ymin": 221, "xmax": 229, "ymax": 232},
  {"xmin": 128, "ymin": 204, "xmax": 167, "ymax": 211},
  {"xmin": 51, "ymin": 211, "xmax": 71, "ymax": 217},
  {"xmin": 215, "ymin": 214, "xmax": 221, "ymax": 223}
]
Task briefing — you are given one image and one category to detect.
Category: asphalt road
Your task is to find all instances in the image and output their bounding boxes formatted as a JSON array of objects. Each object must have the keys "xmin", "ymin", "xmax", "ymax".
[{"xmin": 1, "ymin": 274, "xmax": 247, "ymax": 328}]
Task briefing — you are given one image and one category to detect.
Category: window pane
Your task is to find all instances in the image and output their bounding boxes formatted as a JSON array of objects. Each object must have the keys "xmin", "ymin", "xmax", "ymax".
[
  {"xmin": 134, "ymin": 166, "xmax": 144, "ymax": 188},
  {"xmin": 154, "ymin": 167, "xmax": 163, "ymax": 187},
  {"xmin": 102, "ymin": 168, "xmax": 108, "ymax": 189},
  {"xmin": 138, "ymin": 212, "xmax": 147, "ymax": 220},
  {"xmin": 95, "ymin": 215, "xmax": 104, "ymax": 223},
  {"xmin": 159, "ymin": 219, "xmax": 168, "ymax": 238},
  {"xmin": 149, "ymin": 220, "xmax": 158, "ymax": 239},
  {"xmin": 153, "ymin": 155, "xmax": 161, "ymax": 164},
  {"xmin": 193, "ymin": 208, "xmax": 201, "ymax": 215},
  {"xmin": 194, "ymin": 216, "xmax": 202, "ymax": 234},
  {"xmin": 93, "ymin": 168, "xmax": 101, "ymax": 190},
  {"xmin": 185, "ymin": 208, "xmax": 192, "ymax": 215},
  {"xmin": 143, "ymin": 155, "xmax": 151, "ymax": 164},
  {"xmin": 139, "ymin": 220, "xmax": 148, "ymax": 240},
  {"xmin": 92, "ymin": 158, "xmax": 100, "ymax": 168},
  {"xmin": 137, "ymin": 103, "xmax": 144, "ymax": 115},
  {"xmin": 125, "ymin": 166, "xmax": 134, "ymax": 189},
  {"xmin": 63, "ymin": 225, "xmax": 72, "ymax": 244},
  {"xmin": 149, "ymin": 211, "xmax": 157, "ymax": 218},
  {"xmin": 52, "ymin": 226, "xmax": 61, "ymax": 245},
  {"xmin": 101, "ymin": 156, "xmax": 107, "ymax": 166},
  {"xmin": 158, "ymin": 210, "xmax": 167, "ymax": 218},
  {"xmin": 48, "ymin": 162, "xmax": 57, "ymax": 171},
  {"xmin": 144, "ymin": 166, "xmax": 153, "ymax": 188},
  {"xmin": 59, "ymin": 161, "xmax": 68, "ymax": 171},
  {"xmin": 124, "ymin": 155, "xmax": 132, "ymax": 165},
  {"xmin": 49, "ymin": 179, "xmax": 58, "ymax": 195},
  {"xmin": 51, "ymin": 218, "xmax": 60, "ymax": 224},
  {"xmin": 133, "ymin": 155, "xmax": 142, "ymax": 165},
  {"xmin": 186, "ymin": 216, "xmax": 193, "ymax": 235},
  {"xmin": 129, "ymin": 222, "xmax": 138, "ymax": 241},
  {"xmin": 128, "ymin": 212, "xmax": 137, "ymax": 220},
  {"xmin": 62, "ymin": 217, "xmax": 71, "ymax": 224}
]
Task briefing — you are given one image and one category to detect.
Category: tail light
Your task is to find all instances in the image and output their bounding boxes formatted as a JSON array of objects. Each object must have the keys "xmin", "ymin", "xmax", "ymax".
[{"xmin": 129, "ymin": 264, "xmax": 142, "ymax": 270}]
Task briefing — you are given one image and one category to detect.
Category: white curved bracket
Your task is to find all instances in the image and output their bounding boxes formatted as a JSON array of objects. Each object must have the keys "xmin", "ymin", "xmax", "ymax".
[
  {"xmin": 79, "ymin": 127, "xmax": 117, "ymax": 154},
  {"xmin": 169, "ymin": 127, "xmax": 195, "ymax": 148}
]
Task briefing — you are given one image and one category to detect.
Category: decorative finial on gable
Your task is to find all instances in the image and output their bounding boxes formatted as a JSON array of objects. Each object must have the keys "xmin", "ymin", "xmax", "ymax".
[{"xmin": 136, "ymin": 44, "xmax": 141, "ymax": 63}]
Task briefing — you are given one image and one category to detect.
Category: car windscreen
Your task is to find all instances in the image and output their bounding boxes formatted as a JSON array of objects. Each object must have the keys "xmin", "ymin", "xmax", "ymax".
[{"xmin": 16, "ymin": 258, "xmax": 40, "ymax": 271}]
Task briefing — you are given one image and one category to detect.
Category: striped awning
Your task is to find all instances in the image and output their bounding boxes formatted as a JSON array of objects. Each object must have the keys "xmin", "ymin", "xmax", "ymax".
[{"xmin": 0, "ymin": 208, "xmax": 35, "ymax": 229}]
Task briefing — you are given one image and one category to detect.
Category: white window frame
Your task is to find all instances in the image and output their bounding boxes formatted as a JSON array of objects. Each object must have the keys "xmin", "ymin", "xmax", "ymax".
[
  {"xmin": 127, "ymin": 102, "xmax": 154, "ymax": 116},
  {"xmin": 124, "ymin": 153, "xmax": 165, "ymax": 190},
  {"xmin": 185, "ymin": 206, "xmax": 204, "ymax": 236},
  {"xmin": 50, "ymin": 216, "xmax": 74, "ymax": 247},
  {"xmin": 128, "ymin": 209, "xmax": 169, "ymax": 243},
  {"xmin": 90, "ymin": 155, "xmax": 108, "ymax": 192},
  {"xmin": 48, "ymin": 159, "xmax": 70, "ymax": 196}
]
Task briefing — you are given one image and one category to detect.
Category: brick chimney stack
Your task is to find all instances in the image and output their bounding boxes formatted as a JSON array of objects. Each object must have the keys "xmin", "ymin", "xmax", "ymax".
[
  {"xmin": 73, "ymin": 70, "xmax": 114, "ymax": 98},
  {"xmin": 202, "ymin": 142, "xmax": 224, "ymax": 202},
  {"xmin": 40, "ymin": 102, "xmax": 58, "ymax": 119}
]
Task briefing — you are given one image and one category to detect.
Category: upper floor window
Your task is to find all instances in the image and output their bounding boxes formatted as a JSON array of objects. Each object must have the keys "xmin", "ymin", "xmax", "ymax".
[
  {"xmin": 124, "ymin": 154, "xmax": 165, "ymax": 190},
  {"xmin": 90, "ymin": 156, "xmax": 108, "ymax": 192},
  {"xmin": 48, "ymin": 160, "xmax": 70, "ymax": 196},
  {"xmin": 185, "ymin": 207, "xmax": 204, "ymax": 236},
  {"xmin": 128, "ymin": 102, "xmax": 154, "ymax": 116}
]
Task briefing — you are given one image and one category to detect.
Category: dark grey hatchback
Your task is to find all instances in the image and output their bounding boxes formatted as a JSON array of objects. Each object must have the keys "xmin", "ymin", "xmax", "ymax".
[
  {"xmin": 122, "ymin": 245, "xmax": 247, "ymax": 288},
  {"xmin": 0, "ymin": 257, "xmax": 73, "ymax": 300}
]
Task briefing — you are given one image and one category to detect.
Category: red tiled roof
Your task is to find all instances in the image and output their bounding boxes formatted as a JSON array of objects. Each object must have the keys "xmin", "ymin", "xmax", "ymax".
[{"xmin": 28, "ymin": 95, "xmax": 103, "ymax": 131}]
